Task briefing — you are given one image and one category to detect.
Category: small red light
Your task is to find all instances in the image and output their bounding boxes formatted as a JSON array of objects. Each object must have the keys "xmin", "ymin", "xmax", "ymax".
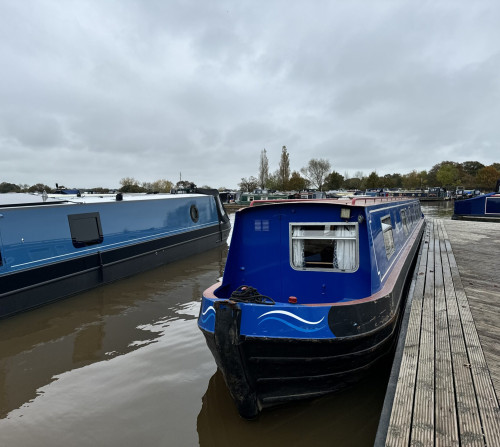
[{"xmin": 288, "ymin": 296, "xmax": 297, "ymax": 304}]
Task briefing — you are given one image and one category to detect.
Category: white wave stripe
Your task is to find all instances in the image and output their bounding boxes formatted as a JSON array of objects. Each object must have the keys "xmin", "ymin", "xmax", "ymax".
[
  {"xmin": 258, "ymin": 310, "xmax": 324, "ymax": 325},
  {"xmin": 202, "ymin": 306, "xmax": 215, "ymax": 316}
]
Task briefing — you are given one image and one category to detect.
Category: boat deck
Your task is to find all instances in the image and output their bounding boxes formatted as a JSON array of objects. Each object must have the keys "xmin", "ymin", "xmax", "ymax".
[{"xmin": 375, "ymin": 218, "xmax": 500, "ymax": 446}]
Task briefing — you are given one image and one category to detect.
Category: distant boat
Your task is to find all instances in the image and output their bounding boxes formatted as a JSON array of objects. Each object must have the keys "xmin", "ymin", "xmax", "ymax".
[
  {"xmin": 198, "ymin": 196, "xmax": 425, "ymax": 418},
  {"xmin": 452, "ymin": 191, "xmax": 500, "ymax": 222},
  {"xmin": 0, "ymin": 190, "xmax": 230, "ymax": 318}
]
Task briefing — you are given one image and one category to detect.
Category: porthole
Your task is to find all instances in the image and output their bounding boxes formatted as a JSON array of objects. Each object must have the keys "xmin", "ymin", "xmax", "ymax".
[{"xmin": 190, "ymin": 205, "xmax": 199, "ymax": 223}]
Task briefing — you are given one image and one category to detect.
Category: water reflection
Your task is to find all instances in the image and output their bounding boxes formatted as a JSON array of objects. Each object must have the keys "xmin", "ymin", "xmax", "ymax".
[
  {"xmin": 420, "ymin": 200, "xmax": 454, "ymax": 219},
  {"xmin": 0, "ymin": 246, "xmax": 227, "ymax": 419},
  {"xmin": 197, "ymin": 363, "xmax": 391, "ymax": 447}
]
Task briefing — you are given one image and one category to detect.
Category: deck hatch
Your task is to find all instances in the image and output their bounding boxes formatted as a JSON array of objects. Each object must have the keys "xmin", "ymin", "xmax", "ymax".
[
  {"xmin": 290, "ymin": 222, "xmax": 358, "ymax": 271},
  {"xmin": 68, "ymin": 212, "xmax": 104, "ymax": 248}
]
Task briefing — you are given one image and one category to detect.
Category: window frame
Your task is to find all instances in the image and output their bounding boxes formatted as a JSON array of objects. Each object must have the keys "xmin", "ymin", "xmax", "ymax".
[
  {"xmin": 68, "ymin": 212, "xmax": 104, "ymax": 248},
  {"xmin": 400, "ymin": 209, "xmax": 409, "ymax": 235},
  {"xmin": 289, "ymin": 222, "xmax": 359, "ymax": 272},
  {"xmin": 381, "ymin": 214, "xmax": 395, "ymax": 259}
]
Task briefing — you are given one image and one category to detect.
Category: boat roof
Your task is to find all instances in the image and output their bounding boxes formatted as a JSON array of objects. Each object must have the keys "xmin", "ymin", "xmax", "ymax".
[
  {"xmin": 0, "ymin": 192, "xmax": 211, "ymax": 209},
  {"xmin": 249, "ymin": 196, "xmax": 417, "ymax": 208}
]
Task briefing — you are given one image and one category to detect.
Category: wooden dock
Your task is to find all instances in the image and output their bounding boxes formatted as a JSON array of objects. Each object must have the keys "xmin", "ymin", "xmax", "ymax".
[{"xmin": 375, "ymin": 218, "xmax": 500, "ymax": 446}]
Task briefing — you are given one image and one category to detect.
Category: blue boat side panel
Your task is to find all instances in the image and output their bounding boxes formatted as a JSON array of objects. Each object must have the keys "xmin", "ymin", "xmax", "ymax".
[
  {"xmin": 0, "ymin": 195, "xmax": 219, "ymax": 273},
  {"xmin": 486, "ymin": 196, "xmax": 500, "ymax": 214},
  {"xmin": 368, "ymin": 200, "xmax": 422, "ymax": 288}
]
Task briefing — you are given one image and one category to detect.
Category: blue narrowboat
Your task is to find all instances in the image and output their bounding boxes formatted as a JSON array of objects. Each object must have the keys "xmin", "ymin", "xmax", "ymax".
[
  {"xmin": 452, "ymin": 188, "xmax": 500, "ymax": 222},
  {"xmin": 0, "ymin": 190, "xmax": 230, "ymax": 318},
  {"xmin": 198, "ymin": 197, "xmax": 425, "ymax": 418}
]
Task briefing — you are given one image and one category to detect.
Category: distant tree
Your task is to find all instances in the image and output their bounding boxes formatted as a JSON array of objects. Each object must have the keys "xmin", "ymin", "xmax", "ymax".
[
  {"xmin": 27, "ymin": 183, "xmax": 53, "ymax": 193},
  {"xmin": 175, "ymin": 180, "xmax": 196, "ymax": 191},
  {"xmin": 365, "ymin": 171, "xmax": 380, "ymax": 189},
  {"xmin": 91, "ymin": 187, "xmax": 111, "ymax": 193},
  {"xmin": 418, "ymin": 171, "xmax": 428, "ymax": 189},
  {"xmin": 278, "ymin": 146, "xmax": 290, "ymax": 190},
  {"xmin": 300, "ymin": 158, "xmax": 331, "ymax": 190},
  {"xmin": 324, "ymin": 171, "xmax": 344, "ymax": 190},
  {"xmin": 239, "ymin": 176, "xmax": 259, "ymax": 192},
  {"xmin": 258, "ymin": 148, "xmax": 269, "ymax": 189},
  {"xmin": 491, "ymin": 162, "xmax": 500, "ymax": 172},
  {"xmin": 428, "ymin": 161, "xmax": 459, "ymax": 186},
  {"xmin": 402, "ymin": 170, "xmax": 423, "ymax": 190},
  {"xmin": 151, "ymin": 179, "xmax": 174, "ymax": 192},
  {"xmin": 436, "ymin": 164, "xmax": 460, "ymax": 188},
  {"xmin": 265, "ymin": 170, "xmax": 281, "ymax": 191},
  {"xmin": 344, "ymin": 177, "xmax": 362, "ymax": 190},
  {"xmin": 476, "ymin": 166, "xmax": 500, "ymax": 191},
  {"xmin": 381, "ymin": 174, "xmax": 395, "ymax": 189},
  {"xmin": 120, "ymin": 177, "xmax": 140, "ymax": 188},
  {"xmin": 288, "ymin": 171, "xmax": 307, "ymax": 191},
  {"xmin": 0, "ymin": 182, "xmax": 21, "ymax": 193},
  {"xmin": 381, "ymin": 173, "xmax": 404, "ymax": 189},
  {"xmin": 120, "ymin": 183, "xmax": 146, "ymax": 193},
  {"xmin": 460, "ymin": 161, "xmax": 484, "ymax": 177}
]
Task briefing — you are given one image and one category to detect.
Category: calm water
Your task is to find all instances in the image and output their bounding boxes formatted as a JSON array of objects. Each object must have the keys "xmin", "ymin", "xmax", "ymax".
[{"xmin": 0, "ymin": 204, "xmax": 452, "ymax": 447}]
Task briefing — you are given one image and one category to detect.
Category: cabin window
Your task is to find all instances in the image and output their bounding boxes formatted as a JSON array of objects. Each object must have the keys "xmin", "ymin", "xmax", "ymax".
[
  {"xmin": 400, "ymin": 209, "xmax": 408, "ymax": 235},
  {"xmin": 290, "ymin": 223, "xmax": 358, "ymax": 271},
  {"xmin": 68, "ymin": 213, "xmax": 103, "ymax": 248},
  {"xmin": 381, "ymin": 215, "xmax": 395, "ymax": 259}
]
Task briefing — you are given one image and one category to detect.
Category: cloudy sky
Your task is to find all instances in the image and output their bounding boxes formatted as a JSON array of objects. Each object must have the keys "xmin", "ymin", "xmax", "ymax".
[{"xmin": 1, "ymin": 1, "xmax": 500, "ymax": 190}]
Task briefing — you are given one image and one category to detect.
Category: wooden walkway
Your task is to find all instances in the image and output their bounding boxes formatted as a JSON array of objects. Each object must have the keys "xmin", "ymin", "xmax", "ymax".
[{"xmin": 375, "ymin": 218, "xmax": 500, "ymax": 446}]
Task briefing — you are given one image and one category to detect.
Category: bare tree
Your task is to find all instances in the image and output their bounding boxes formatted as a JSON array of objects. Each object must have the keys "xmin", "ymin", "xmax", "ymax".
[
  {"xmin": 300, "ymin": 158, "xmax": 331, "ymax": 191},
  {"xmin": 258, "ymin": 148, "xmax": 269, "ymax": 189},
  {"xmin": 239, "ymin": 176, "xmax": 259, "ymax": 192}
]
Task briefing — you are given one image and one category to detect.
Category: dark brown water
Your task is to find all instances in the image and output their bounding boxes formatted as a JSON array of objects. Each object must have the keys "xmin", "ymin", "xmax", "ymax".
[{"xmin": 0, "ymin": 205, "xmax": 451, "ymax": 446}]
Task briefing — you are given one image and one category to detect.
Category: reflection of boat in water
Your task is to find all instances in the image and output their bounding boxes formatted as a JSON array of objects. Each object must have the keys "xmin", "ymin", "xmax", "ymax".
[
  {"xmin": 0, "ymin": 189, "xmax": 230, "ymax": 318},
  {"xmin": 198, "ymin": 197, "xmax": 425, "ymax": 418},
  {"xmin": 197, "ymin": 366, "xmax": 391, "ymax": 447},
  {"xmin": 0, "ymin": 246, "xmax": 227, "ymax": 419}
]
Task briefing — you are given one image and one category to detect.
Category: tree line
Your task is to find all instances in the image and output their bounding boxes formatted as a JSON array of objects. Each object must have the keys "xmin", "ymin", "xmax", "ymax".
[
  {"xmin": 239, "ymin": 148, "xmax": 500, "ymax": 193},
  {"xmin": 0, "ymin": 177, "xmax": 207, "ymax": 194},
  {"xmin": 2, "ymin": 154, "xmax": 499, "ymax": 195}
]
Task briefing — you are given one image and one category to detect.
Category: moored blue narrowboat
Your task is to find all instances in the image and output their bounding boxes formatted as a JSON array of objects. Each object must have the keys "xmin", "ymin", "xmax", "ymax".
[
  {"xmin": 0, "ymin": 190, "xmax": 230, "ymax": 318},
  {"xmin": 198, "ymin": 196, "xmax": 425, "ymax": 418},
  {"xmin": 452, "ymin": 189, "xmax": 500, "ymax": 222}
]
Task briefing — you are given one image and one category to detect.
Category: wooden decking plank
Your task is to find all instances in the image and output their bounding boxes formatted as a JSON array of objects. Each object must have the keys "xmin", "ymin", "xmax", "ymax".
[
  {"xmin": 411, "ymin": 220, "xmax": 436, "ymax": 446},
  {"xmin": 385, "ymin": 221, "xmax": 432, "ymax": 446},
  {"xmin": 442, "ymin": 223, "xmax": 500, "ymax": 446},
  {"xmin": 434, "ymin": 222, "xmax": 459, "ymax": 446},
  {"xmin": 379, "ymin": 218, "xmax": 500, "ymax": 446},
  {"xmin": 438, "ymin": 220, "xmax": 484, "ymax": 446}
]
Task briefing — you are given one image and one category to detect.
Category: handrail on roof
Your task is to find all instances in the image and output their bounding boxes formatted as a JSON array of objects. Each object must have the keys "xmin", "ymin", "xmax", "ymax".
[{"xmin": 350, "ymin": 196, "xmax": 408, "ymax": 205}]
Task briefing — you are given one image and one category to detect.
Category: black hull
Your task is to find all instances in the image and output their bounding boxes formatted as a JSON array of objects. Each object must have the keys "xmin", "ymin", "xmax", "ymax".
[
  {"xmin": 202, "ymin": 222, "xmax": 424, "ymax": 418},
  {"xmin": 452, "ymin": 213, "xmax": 500, "ymax": 222},
  {"xmin": 1, "ymin": 223, "xmax": 230, "ymax": 319}
]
